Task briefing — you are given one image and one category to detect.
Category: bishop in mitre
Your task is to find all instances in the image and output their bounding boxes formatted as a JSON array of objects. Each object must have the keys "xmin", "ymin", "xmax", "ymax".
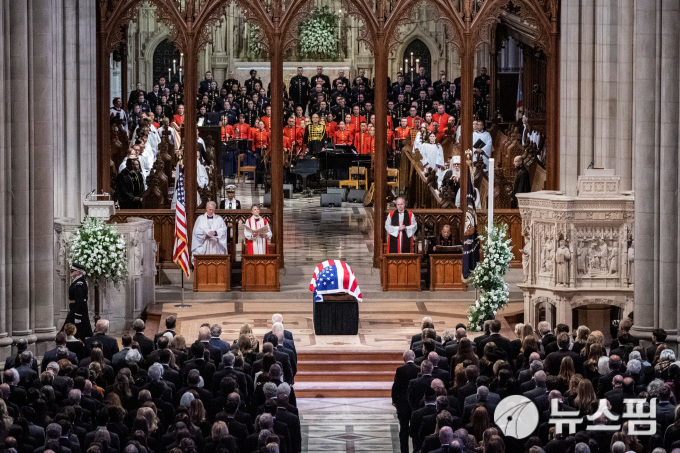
[
  {"xmin": 191, "ymin": 201, "xmax": 228, "ymax": 262},
  {"xmin": 244, "ymin": 205, "xmax": 272, "ymax": 255}
]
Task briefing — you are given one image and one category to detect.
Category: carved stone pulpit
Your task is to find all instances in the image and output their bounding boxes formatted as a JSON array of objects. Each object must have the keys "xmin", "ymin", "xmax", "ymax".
[
  {"xmin": 516, "ymin": 170, "xmax": 634, "ymax": 337},
  {"xmin": 54, "ymin": 201, "xmax": 156, "ymax": 335}
]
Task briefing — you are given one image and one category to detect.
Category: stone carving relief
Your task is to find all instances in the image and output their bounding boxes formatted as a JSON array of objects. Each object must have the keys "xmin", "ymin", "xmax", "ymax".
[
  {"xmin": 536, "ymin": 223, "xmax": 555, "ymax": 276},
  {"xmin": 555, "ymin": 238, "xmax": 570, "ymax": 286},
  {"xmin": 625, "ymin": 236, "xmax": 634, "ymax": 284},
  {"xmin": 574, "ymin": 226, "xmax": 621, "ymax": 278},
  {"xmin": 521, "ymin": 226, "xmax": 531, "ymax": 283}
]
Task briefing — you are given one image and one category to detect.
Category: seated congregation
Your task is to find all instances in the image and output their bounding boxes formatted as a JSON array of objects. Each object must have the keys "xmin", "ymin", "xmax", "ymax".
[
  {"xmin": 393, "ymin": 316, "xmax": 678, "ymax": 453},
  {"xmin": 0, "ymin": 314, "xmax": 300, "ymax": 453}
]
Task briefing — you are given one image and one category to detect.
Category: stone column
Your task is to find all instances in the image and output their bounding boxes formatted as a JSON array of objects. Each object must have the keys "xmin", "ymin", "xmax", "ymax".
[
  {"xmin": 559, "ymin": 0, "xmax": 583, "ymax": 196},
  {"xmin": 9, "ymin": 0, "xmax": 32, "ymax": 341},
  {"xmin": 632, "ymin": 0, "xmax": 660, "ymax": 339},
  {"xmin": 0, "ymin": 0, "xmax": 12, "ymax": 358},
  {"xmin": 616, "ymin": 0, "xmax": 634, "ymax": 191},
  {"xmin": 31, "ymin": 0, "xmax": 57, "ymax": 351},
  {"xmin": 659, "ymin": 0, "xmax": 679, "ymax": 335}
]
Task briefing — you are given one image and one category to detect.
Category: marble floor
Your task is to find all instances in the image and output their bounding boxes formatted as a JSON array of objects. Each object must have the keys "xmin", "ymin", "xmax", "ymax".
[{"xmin": 298, "ymin": 398, "xmax": 399, "ymax": 453}]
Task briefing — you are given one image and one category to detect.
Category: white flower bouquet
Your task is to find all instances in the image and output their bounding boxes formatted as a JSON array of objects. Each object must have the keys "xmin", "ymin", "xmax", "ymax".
[
  {"xmin": 299, "ymin": 6, "xmax": 339, "ymax": 61},
  {"xmin": 468, "ymin": 222, "xmax": 514, "ymax": 331},
  {"xmin": 69, "ymin": 217, "xmax": 128, "ymax": 287}
]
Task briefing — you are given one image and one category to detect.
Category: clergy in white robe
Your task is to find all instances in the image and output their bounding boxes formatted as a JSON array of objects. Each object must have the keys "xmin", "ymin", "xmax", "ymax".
[
  {"xmin": 384, "ymin": 197, "xmax": 418, "ymax": 254},
  {"xmin": 472, "ymin": 120, "xmax": 492, "ymax": 170},
  {"xmin": 191, "ymin": 201, "xmax": 228, "ymax": 262},
  {"xmin": 419, "ymin": 132, "xmax": 445, "ymax": 169},
  {"xmin": 244, "ymin": 205, "xmax": 272, "ymax": 255},
  {"xmin": 171, "ymin": 153, "xmax": 209, "ymax": 209}
]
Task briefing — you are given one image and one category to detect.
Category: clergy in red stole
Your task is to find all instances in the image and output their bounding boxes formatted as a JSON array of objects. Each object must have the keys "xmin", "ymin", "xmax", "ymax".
[
  {"xmin": 244, "ymin": 205, "xmax": 272, "ymax": 254},
  {"xmin": 384, "ymin": 197, "xmax": 418, "ymax": 254}
]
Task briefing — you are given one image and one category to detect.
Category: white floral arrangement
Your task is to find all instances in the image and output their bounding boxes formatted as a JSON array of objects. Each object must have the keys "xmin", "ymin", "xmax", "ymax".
[
  {"xmin": 248, "ymin": 25, "xmax": 263, "ymax": 59},
  {"xmin": 298, "ymin": 6, "xmax": 339, "ymax": 61},
  {"xmin": 468, "ymin": 222, "xmax": 514, "ymax": 331},
  {"xmin": 69, "ymin": 217, "xmax": 128, "ymax": 287}
]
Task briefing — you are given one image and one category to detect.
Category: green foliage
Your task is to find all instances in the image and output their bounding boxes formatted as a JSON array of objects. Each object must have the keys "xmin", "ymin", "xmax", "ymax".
[
  {"xmin": 248, "ymin": 25, "xmax": 263, "ymax": 60},
  {"xmin": 467, "ymin": 222, "xmax": 514, "ymax": 331}
]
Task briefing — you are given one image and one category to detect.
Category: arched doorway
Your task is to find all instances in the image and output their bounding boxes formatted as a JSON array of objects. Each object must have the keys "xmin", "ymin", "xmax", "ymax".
[
  {"xmin": 153, "ymin": 39, "xmax": 181, "ymax": 86},
  {"xmin": 402, "ymin": 39, "xmax": 431, "ymax": 83}
]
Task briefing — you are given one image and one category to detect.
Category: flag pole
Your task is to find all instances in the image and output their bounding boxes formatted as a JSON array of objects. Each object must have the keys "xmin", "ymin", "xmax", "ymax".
[{"xmin": 175, "ymin": 270, "xmax": 191, "ymax": 308}]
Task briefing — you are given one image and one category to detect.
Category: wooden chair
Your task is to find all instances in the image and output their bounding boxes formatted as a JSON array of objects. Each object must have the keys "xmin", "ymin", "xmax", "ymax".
[
  {"xmin": 237, "ymin": 153, "xmax": 256, "ymax": 183},
  {"xmin": 387, "ymin": 168, "xmax": 399, "ymax": 190},
  {"xmin": 339, "ymin": 166, "xmax": 361, "ymax": 189}
]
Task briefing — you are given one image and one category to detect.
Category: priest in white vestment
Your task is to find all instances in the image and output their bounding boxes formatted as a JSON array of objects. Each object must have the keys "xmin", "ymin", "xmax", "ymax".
[
  {"xmin": 191, "ymin": 201, "xmax": 228, "ymax": 262},
  {"xmin": 472, "ymin": 120, "xmax": 492, "ymax": 170},
  {"xmin": 244, "ymin": 205, "xmax": 272, "ymax": 255}
]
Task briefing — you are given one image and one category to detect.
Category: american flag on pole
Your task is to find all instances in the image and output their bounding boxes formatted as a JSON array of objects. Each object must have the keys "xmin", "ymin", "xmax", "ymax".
[
  {"xmin": 516, "ymin": 72, "xmax": 523, "ymax": 109},
  {"xmin": 309, "ymin": 260, "xmax": 363, "ymax": 302},
  {"xmin": 173, "ymin": 164, "xmax": 191, "ymax": 278}
]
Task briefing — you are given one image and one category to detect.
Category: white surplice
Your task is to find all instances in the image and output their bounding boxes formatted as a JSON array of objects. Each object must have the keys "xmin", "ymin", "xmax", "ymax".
[{"xmin": 191, "ymin": 213, "xmax": 228, "ymax": 261}]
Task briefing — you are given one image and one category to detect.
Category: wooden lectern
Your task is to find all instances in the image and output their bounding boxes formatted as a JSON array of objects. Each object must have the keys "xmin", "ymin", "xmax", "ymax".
[
  {"xmin": 381, "ymin": 253, "xmax": 421, "ymax": 291},
  {"xmin": 241, "ymin": 242, "xmax": 279, "ymax": 292},
  {"xmin": 429, "ymin": 253, "xmax": 466, "ymax": 291},
  {"xmin": 193, "ymin": 254, "xmax": 231, "ymax": 292}
]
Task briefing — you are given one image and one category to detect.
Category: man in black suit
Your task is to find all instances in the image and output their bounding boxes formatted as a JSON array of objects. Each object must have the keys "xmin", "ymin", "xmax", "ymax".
[
  {"xmin": 265, "ymin": 313, "xmax": 295, "ymax": 342},
  {"xmin": 42, "ymin": 332, "xmax": 79, "ymax": 371},
  {"xmin": 181, "ymin": 342, "xmax": 217, "ymax": 390},
  {"xmin": 392, "ymin": 350, "xmax": 419, "ymax": 453},
  {"xmin": 269, "ymin": 331, "xmax": 296, "ymax": 377},
  {"xmin": 415, "ymin": 339, "xmax": 447, "ymax": 364},
  {"xmin": 426, "ymin": 352, "xmax": 449, "ymax": 381},
  {"xmin": 544, "ymin": 324, "xmax": 571, "ymax": 355},
  {"xmin": 154, "ymin": 315, "xmax": 177, "ymax": 344},
  {"xmin": 537, "ymin": 321, "xmax": 556, "ymax": 356},
  {"xmin": 410, "ymin": 386, "xmax": 437, "ymax": 452},
  {"xmin": 209, "ymin": 324, "xmax": 230, "ymax": 356},
  {"xmin": 177, "ymin": 369, "xmax": 213, "ymax": 407},
  {"xmin": 5, "ymin": 338, "xmax": 38, "ymax": 373},
  {"xmin": 263, "ymin": 338, "xmax": 294, "ymax": 384},
  {"xmin": 606, "ymin": 376, "xmax": 636, "ymax": 415},
  {"xmin": 445, "ymin": 327, "xmax": 476, "ymax": 362},
  {"xmin": 111, "ymin": 334, "xmax": 133, "ymax": 373},
  {"xmin": 428, "ymin": 426, "xmax": 455, "ymax": 453},
  {"xmin": 523, "ymin": 371, "xmax": 549, "ymax": 412},
  {"xmin": 15, "ymin": 351, "xmax": 38, "ymax": 387},
  {"xmin": 157, "ymin": 349, "xmax": 182, "ymax": 389},
  {"xmin": 275, "ymin": 396, "xmax": 301, "ymax": 453},
  {"xmin": 213, "ymin": 352, "xmax": 249, "ymax": 398},
  {"xmin": 408, "ymin": 360, "xmax": 436, "ymax": 411},
  {"xmin": 544, "ymin": 332, "xmax": 583, "ymax": 375},
  {"xmin": 84, "ymin": 319, "xmax": 119, "ymax": 361},
  {"xmin": 476, "ymin": 320, "xmax": 512, "ymax": 359},
  {"xmin": 656, "ymin": 386, "xmax": 676, "ymax": 433},
  {"xmin": 646, "ymin": 328, "xmax": 667, "ymax": 365},
  {"xmin": 132, "ymin": 318, "xmax": 155, "ymax": 359},
  {"xmin": 462, "ymin": 386, "xmax": 498, "ymax": 424},
  {"xmin": 271, "ymin": 321, "xmax": 297, "ymax": 356},
  {"xmin": 474, "ymin": 320, "xmax": 494, "ymax": 353},
  {"xmin": 518, "ymin": 353, "xmax": 543, "ymax": 385},
  {"xmin": 197, "ymin": 325, "xmax": 223, "ymax": 365},
  {"xmin": 410, "ymin": 318, "xmax": 442, "ymax": 347}
]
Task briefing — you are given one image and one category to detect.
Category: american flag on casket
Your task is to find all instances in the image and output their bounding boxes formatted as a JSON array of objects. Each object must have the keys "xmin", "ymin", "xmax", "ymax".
[{"xmin": 309, "ymin": 260, "xmax": 363, "ymax": 302}]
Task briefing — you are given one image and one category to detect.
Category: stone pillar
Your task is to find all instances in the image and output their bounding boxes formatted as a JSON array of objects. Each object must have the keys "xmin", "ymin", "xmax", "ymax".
[
  {"xmin": 616, "ymin": 0, "xmax": 634, "ymax": 191},
  {"xmin": 31, "ymin": 0, "xmax": 57, "ymax": 352},
  {"xmin": 0, "ymin": 0, "xmax": 11, "ymax": 358},
  {"xmin": 632, "ymin": 0, "xmax": 661, "ymax": 340},
  {"xmin": 659, "ymin": 0, "xmax": 679, "ymax": 335}
]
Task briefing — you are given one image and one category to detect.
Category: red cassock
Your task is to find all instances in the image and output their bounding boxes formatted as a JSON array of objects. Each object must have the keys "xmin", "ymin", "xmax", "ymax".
[
  {"xmin": 405, "ymin": 116, "xmax": 418, "ymax": 128},
  {"xmin": 333, "ymin": 130, "xmax": 352, "ymax": 145},
  {"xmin": 386, "ymin": 129, "xmax": 393, "ymax": 147},
  {"xmin": 260, "ymin": 116, "xmax": 272, "ymax": 132},
  {"xmin": 295, "ymin": 116, "xmax": 305, "ymax": 128},
  {"xmin": 359, "ymin": 135, "xmax": 375, "ymax": 155},
  {"xmin": 436, "ymin": 129, "xmax": 446, "ymax": 143},
  {"xmin": 394, "ymin": 126, "xmax": 411, "ymax": 141},
  {"xmin": 251, "ymin": 129, "xmax": 270, "ymax": 151},
  {"xmin": 232, "ymin": 123, "xmax": 250, "ymax": 139},
  {"xmin": 283, "ymin": 136, "xmax": 292, "ymax": 151},
  {"xmin": 245, "ymin": 216, "xmax": 270, "ymax": 254},
  {"xmin": 386, "ymin": 116, "xmax": 394, "ymax": 131}
]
